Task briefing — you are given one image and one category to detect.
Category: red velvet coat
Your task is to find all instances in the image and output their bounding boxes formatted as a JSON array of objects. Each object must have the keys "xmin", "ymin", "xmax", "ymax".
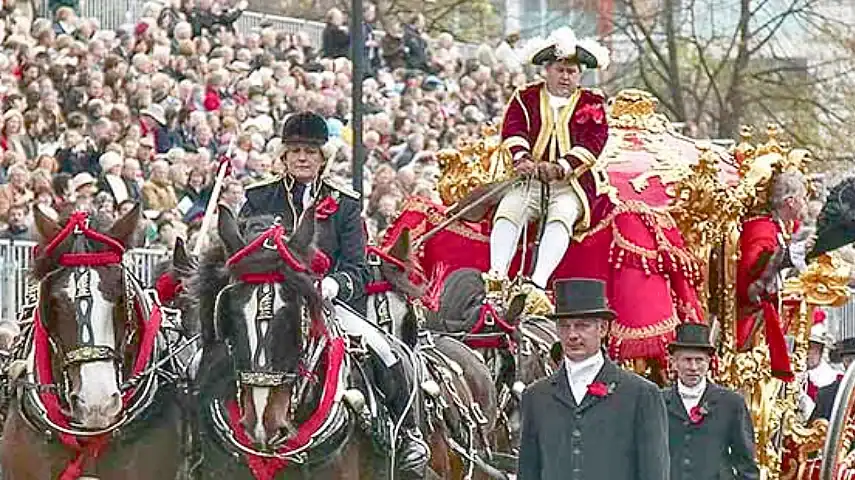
[
  {"xmin": 736, "ymin": 215, "xmax": 793, "ymax": 381},
  {"xmin": 500, "ymin": 82, "xmax": 610, "ymax": 233}
]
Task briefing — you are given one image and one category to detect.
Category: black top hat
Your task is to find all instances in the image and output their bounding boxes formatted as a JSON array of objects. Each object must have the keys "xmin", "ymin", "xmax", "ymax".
[
  {"xmin": 546, "ymin": 278, "xmax": 616, "ymax": 320},
  {"xmin": 668, "ymin": 323, "xmax": 715, "ymax": 353},
  {"xmin": 281, "ymin": 112, "xmax": 329, "ymax": 146}
]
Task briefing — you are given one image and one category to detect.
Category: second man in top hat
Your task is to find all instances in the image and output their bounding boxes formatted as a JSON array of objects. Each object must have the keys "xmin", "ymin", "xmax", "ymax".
[
  {"xmin": 663, "ymin": 323, "xmax": 759, "ymax": 480},
  {"xmin": 518, "ymin": 278, "xmax": 669, "ymax": 480}
]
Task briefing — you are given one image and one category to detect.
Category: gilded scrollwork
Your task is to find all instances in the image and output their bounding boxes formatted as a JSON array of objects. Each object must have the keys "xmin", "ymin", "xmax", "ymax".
[
  {"xmin": 432, "ymin": 95, "xmax": 848, "ymax": 478},
  {"xmin": 435, "ymin": 124, "xmax": 514, "ymax": 206}
]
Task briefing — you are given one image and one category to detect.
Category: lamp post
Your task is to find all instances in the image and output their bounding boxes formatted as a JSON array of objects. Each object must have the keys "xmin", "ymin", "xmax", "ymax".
[{"xmin": 350, "ymin": 0, "xmax": 365, "ymax": 203}]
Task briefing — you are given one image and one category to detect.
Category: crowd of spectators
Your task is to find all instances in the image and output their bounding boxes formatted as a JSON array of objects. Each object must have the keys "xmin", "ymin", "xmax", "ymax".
[{"xmin": 0, "ymin": 0, "xmax": 530, "ymax": 250}]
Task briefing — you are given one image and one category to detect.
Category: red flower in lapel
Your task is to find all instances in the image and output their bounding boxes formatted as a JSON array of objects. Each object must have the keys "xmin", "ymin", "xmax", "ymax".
[
  {"xmin": 315, "ymin": 196, "xmax": 339, "ymax": 220},
  {"xmin": 575, "ymin": 103, "xmax": 605, "ymax": 125},
  {"xmin": 587, "ymin": 381, "xmax": 610, "ymax": 398},
  {"xmin": 689, "ymin": 403, "xmax": 709, "ymax": 425}
]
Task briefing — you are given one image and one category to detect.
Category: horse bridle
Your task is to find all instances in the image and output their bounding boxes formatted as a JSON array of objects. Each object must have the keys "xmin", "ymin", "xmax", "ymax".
[
  {"xmin": 365, "ymin": 245, "xmax": 429, "ymax": 334},
  {"xmin": 38, "ymin": 213, "xmax": 137, "ymax": 393},
  {"xmin": 221, "ymin": 223, "xmax": 310, "ymax": 390},
  {"xmin": 22, "ymin": 211, "xmax": 165, "ymax": 438}
]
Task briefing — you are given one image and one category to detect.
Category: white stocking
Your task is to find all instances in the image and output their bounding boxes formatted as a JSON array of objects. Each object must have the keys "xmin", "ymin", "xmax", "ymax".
[
  {"xmin": 490, "ymin": 218, "xmax": 522, "ymax": 277},
  {"xmin": 530, "ymin": 221, "xmax": 571, "ymax": 289}
]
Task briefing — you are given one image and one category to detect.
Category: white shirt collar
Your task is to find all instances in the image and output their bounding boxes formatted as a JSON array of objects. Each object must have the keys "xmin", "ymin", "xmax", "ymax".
[
  {"xmin": 808, "ymin": 361, "xmax": 839, "ymax": 389},
  {"xmin": 677, "ymin": 377, "xmax": 707, "ymax": 399},
  {"xmin": 677, "ymin": 377, "xmax": 707, "ymax": 413},
  {"xmin": 564, "ymin": 350, "xmax": 605, "ymax": 404},
  {"xmin": 546, "ymin": 90, "xmax": 572, "ymax": 110}
]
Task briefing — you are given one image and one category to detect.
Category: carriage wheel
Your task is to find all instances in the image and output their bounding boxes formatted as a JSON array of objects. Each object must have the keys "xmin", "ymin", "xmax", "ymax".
[{"xmin": 821, "ymin": 362, "xmax": 855, "ymax": 480}]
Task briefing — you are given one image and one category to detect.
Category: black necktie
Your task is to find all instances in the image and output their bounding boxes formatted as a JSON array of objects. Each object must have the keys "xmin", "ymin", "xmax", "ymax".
[{"xmin": 292, "ymin": 182, "xmax": 306, "ymax": 215}]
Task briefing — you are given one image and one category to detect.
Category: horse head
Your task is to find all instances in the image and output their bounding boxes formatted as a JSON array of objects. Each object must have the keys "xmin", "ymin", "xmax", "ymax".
[
  {"xmin": 32, "ymin": 204, "xmax": 141, "ymax": 429},
  {"xmin": 367, "ymin": 228, "xmax": 432, "ymax": 344},
  {"xmin": 213, "ymin": 207, "xmax": 322, "ymax": 447}
]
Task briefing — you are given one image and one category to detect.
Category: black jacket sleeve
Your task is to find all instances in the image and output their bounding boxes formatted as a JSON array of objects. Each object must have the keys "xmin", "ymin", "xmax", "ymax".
[{"xmin": 326, "ymin": 195, "xmax": 369, "ymax": 302}]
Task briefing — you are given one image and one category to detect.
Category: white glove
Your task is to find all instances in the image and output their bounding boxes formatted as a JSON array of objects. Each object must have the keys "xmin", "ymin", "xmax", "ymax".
[{"xmin": 321, "ymin": 277, "xmax": 340, "ymax": 301}]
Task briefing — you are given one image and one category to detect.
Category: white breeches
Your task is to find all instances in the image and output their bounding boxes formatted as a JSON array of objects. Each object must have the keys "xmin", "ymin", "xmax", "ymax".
[
  {"xmin": 335, "ymin": 305, "xmax": 399, "ymax": 367},
  {"xmin": 493, "ymin": 180, "xmax": 583, "ymax": 234}
]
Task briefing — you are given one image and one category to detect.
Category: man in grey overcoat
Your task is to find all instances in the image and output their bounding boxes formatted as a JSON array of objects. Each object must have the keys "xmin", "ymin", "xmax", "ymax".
[
  {"xmin": 517, "ymin": 278, "xmax": 670, "ymax": 480},
  {"xmin": 663, "ymin": 322, "xmax": 760, "ymax": 480}
]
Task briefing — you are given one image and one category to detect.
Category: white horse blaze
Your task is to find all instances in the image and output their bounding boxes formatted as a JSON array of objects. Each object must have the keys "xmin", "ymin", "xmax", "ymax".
[
  {"xmin": 64, "ymin": 270, "xmax": 121, "ymax": 423},
  {"xmin": 243, "ymin": 285, "xmax": 285, "ymax": 443}
]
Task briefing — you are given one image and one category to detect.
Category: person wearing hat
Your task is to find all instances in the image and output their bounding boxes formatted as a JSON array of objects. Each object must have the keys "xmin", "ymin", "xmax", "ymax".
[
  {"xmin": 97, "ymin": 151, "xmax": 130, "ymax": 204},
  {"xmin": 518, "ymin": 278, "xmax": 669, "ymax": 480},
  {"xmin": 805, "ymin": 312, "xmax": 839, "ymax": 400},
  {"xmin": 662, "ymin": 323, "xmax": 759, "ymax": 480},
  {"xmin": 811, "ymin": 336, "xmax": 855, "ymax": 421},
  {"xmin": 239, "ymin": 111, "xmax": 429, "ymax": 475},
  {"xmin": 140, "ymin": 104, "xmax": 170, "ymax": 154},
  {"xmin": 485, "ymin": 26, "xmax": 612, "ymax": 307}
]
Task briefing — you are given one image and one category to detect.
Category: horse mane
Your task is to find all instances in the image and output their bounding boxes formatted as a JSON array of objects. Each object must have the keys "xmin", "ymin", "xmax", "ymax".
[
  {"xmin": 424, "ymin": 268, "xmax": 484, "ymax": 332},
  {"xmin": 188, "ymin": 241, "xmax": 231, "ymax": 345}
]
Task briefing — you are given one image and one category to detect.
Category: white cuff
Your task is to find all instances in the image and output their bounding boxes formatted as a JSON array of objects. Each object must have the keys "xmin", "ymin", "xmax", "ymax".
[
  {"xmin": 321, "ymin": 276, "xmax": 340, "ymax": 300},
  {"xmin": 557, "ymin": 158, "xmax": 572, "ymax": 177}
]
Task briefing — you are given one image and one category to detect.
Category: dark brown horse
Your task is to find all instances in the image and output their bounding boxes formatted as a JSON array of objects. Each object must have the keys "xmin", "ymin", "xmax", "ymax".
[
  {"xmin": 1, "ymin": 205, "xmax": 184, "ymax": 480},
  {"xmin": 191, "ymin": 209, "xmax": 380, "ymax": 479},
  {"xmin": 420, "ymin": 267, "xmax": 558, "ymax": 460},
  {"xmin": 366, "ymin": 231, "xmax": 510, "ymax": 479}
]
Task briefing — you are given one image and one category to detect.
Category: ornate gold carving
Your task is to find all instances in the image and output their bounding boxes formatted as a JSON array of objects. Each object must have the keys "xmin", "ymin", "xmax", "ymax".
[
  {"xmin": 435, "ymin": 124, "xmax": 514, "ymax": 206},
  {"xmin": 783, "ymin": 254, "xmax": 852, "ymax": 308},
  {"xmin": 668, "ymin": 121, "xmax": 842, "ymax": 479},
  {"xmin": 607, "ymin": 89, "xmax": 671, "ymax": 133},
  {"xmin": 516, "ymin": 283, "xmax": 554, "ymax": 317}
]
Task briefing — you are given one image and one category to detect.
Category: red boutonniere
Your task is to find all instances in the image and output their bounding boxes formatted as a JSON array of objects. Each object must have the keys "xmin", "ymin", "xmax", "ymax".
[
  {"xmin": 575, "ymin": 103, "xmax": 605, "ymax": 125},
  {"xmin": 689, "ymin": 403, "xmax": 709, "ymax": 425},
  {"xmin": 315, "ymin": 196, "xmax": 339, "ymax": 220},
  {"xmin": 587, "ymin": 381, "xmax": 615, "ymax": 398}
]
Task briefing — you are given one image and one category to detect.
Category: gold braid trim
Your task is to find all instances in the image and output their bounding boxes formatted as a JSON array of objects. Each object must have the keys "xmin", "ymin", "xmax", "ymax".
[
  {"xmin": 403, "ymin": 198, "xmax": 491, "ymax": 243},
  {"xmin": 503, "ymin": 136, "xmax": 531, "ymax": 151},
  {"xmin": 611, "ymin": 314, "xmax": 681, "ymax": 341}
]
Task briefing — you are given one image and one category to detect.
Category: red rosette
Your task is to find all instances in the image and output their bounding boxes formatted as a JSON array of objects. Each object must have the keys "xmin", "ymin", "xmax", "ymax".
[
  {"xmin": 315, "ymin": 196, "xmax": 339, "ymax": 220},
  {"xmin": 587, "ymin": 382, "xmax": 609, "ymax": 398}
]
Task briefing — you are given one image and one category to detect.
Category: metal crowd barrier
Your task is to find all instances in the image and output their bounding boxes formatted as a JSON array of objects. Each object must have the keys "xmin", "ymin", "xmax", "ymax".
[{"xmin": 0, "ymin": 240, "xmax": 169, "ymax": 321}]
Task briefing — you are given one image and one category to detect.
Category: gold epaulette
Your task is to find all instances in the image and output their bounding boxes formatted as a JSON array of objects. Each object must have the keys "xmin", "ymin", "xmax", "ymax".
[
  {"xmin": 322, "ymin": 177, "xmax": 361, "ymax": 199},
  {"xmin": 245, "ymin": 175, "xmax": 281, "ymax": 190}
]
